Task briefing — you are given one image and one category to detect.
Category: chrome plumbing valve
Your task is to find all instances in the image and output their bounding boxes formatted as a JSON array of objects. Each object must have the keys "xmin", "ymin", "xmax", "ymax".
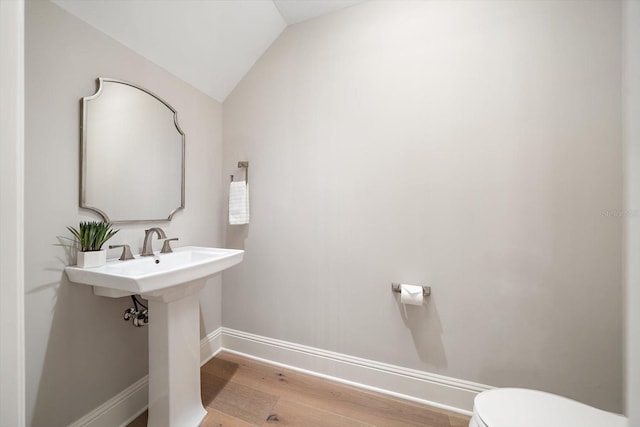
[{"xmin": 123, "ymin": 307, "xmax": 149, "ymax": 327}]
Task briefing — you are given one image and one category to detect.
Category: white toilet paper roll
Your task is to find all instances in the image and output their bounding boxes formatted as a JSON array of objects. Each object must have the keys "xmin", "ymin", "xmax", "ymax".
[{"xmin": 400, "ymin": 284, "xmax": 423, "ymax": 306}]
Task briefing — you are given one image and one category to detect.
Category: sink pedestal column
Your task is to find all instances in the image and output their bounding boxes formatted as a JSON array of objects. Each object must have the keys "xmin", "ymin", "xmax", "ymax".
[{"xmin": 143, "ymin": 280, "xmax": 207, "ymax": 427}]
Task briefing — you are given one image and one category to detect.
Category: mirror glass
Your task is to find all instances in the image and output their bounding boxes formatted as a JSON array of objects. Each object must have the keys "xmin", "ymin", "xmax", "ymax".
[{"xmin": 81, "ymin": 78, "xmax": 184, "ymax": 223}]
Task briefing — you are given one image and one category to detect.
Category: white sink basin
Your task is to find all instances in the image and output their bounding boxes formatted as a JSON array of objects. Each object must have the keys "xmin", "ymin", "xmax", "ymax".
[{"xmin": 65, "ymin": 246, "xmax": 243, "ymax": 298}]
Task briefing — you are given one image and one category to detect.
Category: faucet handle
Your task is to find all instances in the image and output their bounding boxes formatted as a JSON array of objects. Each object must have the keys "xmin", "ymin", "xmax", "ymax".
[
  {"xmin": 161, "ymin": 238, "xmax": 178, "ymax": 254},
  {"xmin": 109, "ymin": 244, "xmax": 135, "ymax": 261}
]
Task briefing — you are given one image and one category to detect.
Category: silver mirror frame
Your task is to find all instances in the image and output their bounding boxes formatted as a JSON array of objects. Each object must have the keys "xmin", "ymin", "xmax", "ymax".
[{"xmin": 80, "ymin": 77, "xmax": 185, "ymax": 223}]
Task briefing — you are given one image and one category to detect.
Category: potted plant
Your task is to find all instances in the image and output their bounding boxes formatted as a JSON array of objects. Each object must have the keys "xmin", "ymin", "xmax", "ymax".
[{"xmin": 67, "ymin": 221, "xmax": 119, "ymax": 268}]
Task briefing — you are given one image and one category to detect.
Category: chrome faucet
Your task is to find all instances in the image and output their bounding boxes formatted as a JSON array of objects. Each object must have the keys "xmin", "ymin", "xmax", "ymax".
[{"xmin": 141, "ymin": 227, "xmax": 167, "ymax": 256}]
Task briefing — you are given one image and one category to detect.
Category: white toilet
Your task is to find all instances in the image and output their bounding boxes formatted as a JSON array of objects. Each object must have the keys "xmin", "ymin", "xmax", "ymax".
[{"xmin": 469, "ymin": 388, "xmax": 626, "ymax": 427}]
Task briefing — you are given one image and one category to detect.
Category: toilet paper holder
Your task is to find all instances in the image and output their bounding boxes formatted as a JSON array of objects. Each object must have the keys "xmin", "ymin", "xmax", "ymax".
[{"xmin": 391, "ymin": 283, "xmax": 431, "ymax": 297}]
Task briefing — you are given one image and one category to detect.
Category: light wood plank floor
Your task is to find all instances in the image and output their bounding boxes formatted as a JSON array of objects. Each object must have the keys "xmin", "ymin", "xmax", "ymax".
[{"xmin": 128, "ymin": 352, "xmax": 470, "ymax": 427}]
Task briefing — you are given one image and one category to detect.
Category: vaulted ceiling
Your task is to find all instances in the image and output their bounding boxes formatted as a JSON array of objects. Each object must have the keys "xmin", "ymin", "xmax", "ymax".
[{"xmin": 52, "ymin": 0, "xmax": 365, "ymax": 102}]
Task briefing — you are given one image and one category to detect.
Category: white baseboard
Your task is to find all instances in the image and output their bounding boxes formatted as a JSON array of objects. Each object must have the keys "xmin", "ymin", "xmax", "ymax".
[
  {"xmin": 69, "ymin": 326, "xmax": 487, "ymax": 426},
  {"xmin": 67, "ymin": 376, "xmax": 148, "ymax": 427},
  {"xmin": 221, "ymin": 327, "xmax": 488, "ymax": 416},
  {"xmin": 200, "ymin": 327, "xmax": 223, "ymax": 366}
]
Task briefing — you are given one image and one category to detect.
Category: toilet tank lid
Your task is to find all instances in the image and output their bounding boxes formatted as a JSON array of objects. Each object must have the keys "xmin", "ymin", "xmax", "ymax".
[{"xmin": 474, "ymin": 388, "xmax": 626, "ymax": 427}]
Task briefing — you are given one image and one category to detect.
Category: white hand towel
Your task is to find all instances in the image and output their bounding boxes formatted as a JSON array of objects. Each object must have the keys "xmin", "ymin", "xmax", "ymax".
[{"xmin": 229, "ymin": 180, "xmax": 250, "ymax": 224}]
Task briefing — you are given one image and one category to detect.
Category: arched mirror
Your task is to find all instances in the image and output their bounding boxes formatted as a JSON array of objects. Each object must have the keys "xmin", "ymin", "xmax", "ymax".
[{"xmin": 81, "ymin": 78, "xmax": 185, "ymax": 223}]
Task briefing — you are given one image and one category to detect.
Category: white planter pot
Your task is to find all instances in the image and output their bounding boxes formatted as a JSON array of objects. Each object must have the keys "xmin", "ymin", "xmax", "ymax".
[{"xmin": 77, "ymin": 249, "xmax": 106, "ymax": 268}]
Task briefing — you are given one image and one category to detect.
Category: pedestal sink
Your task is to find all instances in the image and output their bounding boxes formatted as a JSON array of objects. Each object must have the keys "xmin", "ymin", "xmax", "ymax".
[{"xmin": 65, "ymin": 246, "xmax": 244, "ymax": 427}]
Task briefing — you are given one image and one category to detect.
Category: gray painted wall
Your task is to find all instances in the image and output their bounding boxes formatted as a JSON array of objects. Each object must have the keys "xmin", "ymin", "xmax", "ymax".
[
  {"xmin": 624, "ymin": 0, "xmax": 640, "ymax": 422},
  {"xmin": 25, "ymin": 1, "xmax": 224, "ymax": 425},
  {"xmin": 223, "ymin": 0, "xmax": 623, "ymax": 412}
]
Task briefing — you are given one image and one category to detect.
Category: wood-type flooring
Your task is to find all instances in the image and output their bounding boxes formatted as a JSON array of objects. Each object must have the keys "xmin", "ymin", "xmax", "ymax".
[{"xmin": 128, "ymin": 351, "xmax": 471, "ymax": 427}]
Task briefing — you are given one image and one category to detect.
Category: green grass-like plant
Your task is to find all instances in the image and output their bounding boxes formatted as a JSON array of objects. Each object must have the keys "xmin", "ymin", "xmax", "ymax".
[{"xmin": 66, "ymin": 221, "xmax": 118, "ymax": 252}]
